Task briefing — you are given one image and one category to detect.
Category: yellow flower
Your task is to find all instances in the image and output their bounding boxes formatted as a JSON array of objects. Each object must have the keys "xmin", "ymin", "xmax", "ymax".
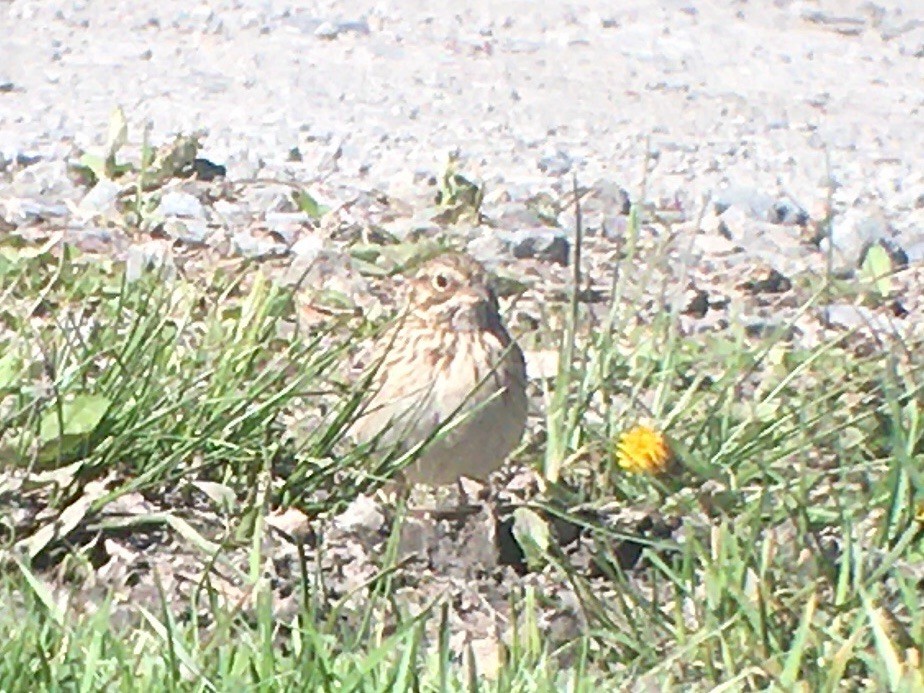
[{"xmin": 616, "ymin": 425, "xmax": 672, "ymax": 475}]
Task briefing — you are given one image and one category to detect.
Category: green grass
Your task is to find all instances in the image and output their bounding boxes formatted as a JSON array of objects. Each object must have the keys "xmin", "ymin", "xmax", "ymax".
[{"xmin": 0, "ymin": 203, "xmax": 922, "ymax": 691}]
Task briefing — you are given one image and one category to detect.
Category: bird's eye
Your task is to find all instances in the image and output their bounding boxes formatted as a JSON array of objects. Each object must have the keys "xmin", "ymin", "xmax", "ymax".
[{"xmin": 432, "ymin": 273, "xmax": 450, "ymax": 290}]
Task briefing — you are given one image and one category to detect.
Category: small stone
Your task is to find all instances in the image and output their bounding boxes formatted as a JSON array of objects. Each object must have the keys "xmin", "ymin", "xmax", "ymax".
[
  {"xmin": 714, "ymin": 185, "xmax": 776, "ymax": 219},
  {"xmin": 1, "ymin": 197, "xmax": 69, "ymax": 224},
  {"xmin": 466, "ymin": 232, "xmax": 508, "ymax": 265},
  {"xmin": 290, "ymin": 234, "xmax": 325, "ymax": 263},
  {"xmin": 77, "ymin": 179, "xmax": 122, "ymax": 216},
  {"xmin": 467, "ymin": 637, "xmax": 502, "ymax": 680},
  {"xmin": 537, "ymin": 148, "xmax": 573, "ymax": 176},
  {"xmin": 600, "ymin": 215, "xmax": 630, "ymax": 239},
  {"xmin": 239, "ymin": 184, "xmax": 298, "ymax": 214},
  {"xmin": 819, "ymin": 209, "xmax": 888, "ymax": 271},
  {"xmin": 905, "ymin": 241, "xmax": 924, "ymax": 264},
  {"xmin": 507, "ymin": 228, "xmax": 569, "ymax": 265},
  {"xmin": 584, "ymin": 179, "xmax": 632, "ymax": 216},
  {"xmin": 231, "ymin": 230, "xmax": 288, "ymax": 259},
  {"xmin": 396, "ymin": 516, "xmax": 434, "ymax": 561},
  {"xmin": 718, "ymin": 205, "xmax": 751, "ymax": 244},
  {"xmin": 314, "ymin": 19, "xmax": 369, "ymax": 39},
  {"xmin": 72, "ymin": 225, "xmax": 116, "ymax": 253},
  {"xmin": 125, "ymin": 240, "xmax": 175, "ymax": 282},
  {"xmin": 714, "ymin": 186, "xmax": 806, "ymax": 225},
  {"xmin": 683, "ymin": 288, "xmax": 710, "ymax": 318},
  {"xmin": 163, "ymin": 218, "xmax": 210, "ymax": 244},
  {"xmin": 264, "ymin": 212, "xmax": 312, "ymax": 245},
  {"xmin": 265, "ymin": 507, "xmax": 314, "ymax": 545},
  {"xmin": 158, "ymin": 191, "xmax": 205, "ymax": 218},
  {"xmin": 740, "ymin": 267, "xmax": 792, "ymax": 294},
  {"xmin": 823, "ymin": 304, "xmax": 895, "ymax": 332},
  {"xmin": 333, "ymin": 495, "xmax": 385, "ymax": 534},
  {"xmin": 191, "ymin": 158, "xmax": 226, "ymax": 181},
  {"xmin": 695, "ymin": 232, "xmax": 738, "ymax": 255}
]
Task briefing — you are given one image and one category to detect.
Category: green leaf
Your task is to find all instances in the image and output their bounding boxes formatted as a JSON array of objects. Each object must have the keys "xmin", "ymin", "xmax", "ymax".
[
  {"xmin": 292, "ymin": 189, "xmax": 330, "ymax": 219},
  {"xmin": 779, "ymin": 591, "xmax": 816, "ymax": 687},
  {"xmin": 862, "ymin": 592, "xmax": 904, "ymax": 690},
  {"xmin": 105, "ymin": 105, "xmax": 128, "ymax": 159},
  {"xmin": 78, "ymin": 152, "xmax": 108, "ymax": 182},
  {"xmin": 13, "ymin": 558, "xmax": 67, "ymax": 625},
  {"xmin": 0, "ymin": 352, "xmax": 21, "ymax": 393},
  {"xmin": 512, "ymin": 507, "xmax": 551, "ymax": 570},
  {"xmin": 38, "ymin": 394, "xmax": 111, "ymax": 445},
  {"xmin": 861, "ymin": 243, "xmax": 892, "ymax": 297}
]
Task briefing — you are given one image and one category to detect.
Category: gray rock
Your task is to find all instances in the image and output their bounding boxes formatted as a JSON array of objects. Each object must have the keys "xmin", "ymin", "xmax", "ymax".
[
  {"xmin": 332, "ymin": 495, "xmax": 384, "ymax": 534},
  {"xmin": 264, "ymin": 211, "xmax": 313, "ymax": 245},
  {"xmin": 694, "ymin": 231, "xmax": 738, "ymax": 256},
  {"xmin": 290, "ymin": 234, "xmax": 325, "ymax": 263},
  {"xmin": 231, "ymin": 230, "xmax": 288, "ymax": 259},
  {"xmin": 493, "ymin": 203, "xmax": 552, "ymax": 230},
  {"xmin": 9, "ymin": 161, "xmax": 76, "ymax": 198},
  {"xmin": 717, "ymin": 205, "xmax": 751, "ymax": 244},
  {"xmin": 582, "ymin": 179, "xmax": 632, "ymax": 217},
  {"xmin": 823, "ymin": 304, "xmax": 897, "ymax": 333},
  {"xmin": 819, "ymin": 209, "xmax": 887, "ymax": 271},
  {"xmin": 78, "ymin": 179, "xmax": 122, "ymax": 216},
  {"xmin": 163, "ymin": 218, "xmax": 210, "ymax": 244},
  {"xmin": 314, "ymin": 18, "xmax": 370, "ymax": 40},
  {"xmin": 507, "ymin": 228, "xmax": 570, "ymax": 265},
  {"xmin": 893, "ymin": 208, "xmax": 924, "ymax": 262},
  {"xmin": 537, "ymin": 149, "xmax": 573, "ymax": 177},
  {"xmin": 1, "ymin": 197, "xmax": 69, "ymax": 224},
  {"xmin": 397, "ymin": 516, "xmax": 436, "ymax": 561},
  {"xmin": 467, "ymin": 232, "xmax": 509, "ymax": 266},
  {"xmin": 3, "ymin": 161, "xmax": 78, "ymax": 222},
  {"xmin": 72, "ymin": 225, "xmax": 118, "ymax": 253},
  {"xmin": 714, "ymin": 185, "xmax": 806, "ymax": 225},
  {"xmin": 125, "ymin": 240, "xmax": 175, "ymax": 282},
  {"xmin": 905, "ymin": 241, "xmax": 924, "ymax": 265},
  {"xmin": 238, "ymin": 185, "xmax": 298, "ymax": 214},
  {"xmin": 158, "ymin": 190, "xmax": 205, "ymax": 219},
  {"xmin": 714, "ymin": 186, "xmax": 776, "ymax": 220}
]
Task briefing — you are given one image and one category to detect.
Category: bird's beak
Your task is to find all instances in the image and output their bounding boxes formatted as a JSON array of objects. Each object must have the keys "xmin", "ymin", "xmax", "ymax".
[
  {"xmin": 451, "ymin": 285, "xmax": 499, "ymax": 332},
  {"xmin": 455, "ymin": 285, "xmax": 492, "ymax": 307}
]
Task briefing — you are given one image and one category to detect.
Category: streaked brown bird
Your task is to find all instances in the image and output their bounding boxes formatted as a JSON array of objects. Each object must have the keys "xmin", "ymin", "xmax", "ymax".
[{"xmin": 352, "ymin": 252, "xmax": 527, "ymax": 488}]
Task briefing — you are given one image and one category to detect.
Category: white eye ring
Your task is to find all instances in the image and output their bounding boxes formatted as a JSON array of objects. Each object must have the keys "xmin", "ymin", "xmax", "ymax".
[{"xmin": 432, "ymin": 273, "xmax": 450, "ymax": 290}]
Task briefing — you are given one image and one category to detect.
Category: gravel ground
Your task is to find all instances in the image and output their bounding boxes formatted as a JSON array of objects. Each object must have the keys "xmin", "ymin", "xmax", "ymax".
[
  {"xmin": 2, "ymin": 0, "xmax": 922, "ymax": 323},
  {"xmin": 2, "ymin": 0, "xmax": 922, "ymax": 229}
]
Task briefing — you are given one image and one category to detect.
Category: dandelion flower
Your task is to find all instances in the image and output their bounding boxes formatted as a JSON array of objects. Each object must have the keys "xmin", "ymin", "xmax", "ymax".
[{"xmin": 616, "ymin": 425, "xmax": 672, "ymax": 475}]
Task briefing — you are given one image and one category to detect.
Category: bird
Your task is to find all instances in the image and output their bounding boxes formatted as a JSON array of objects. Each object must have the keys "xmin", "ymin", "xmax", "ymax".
[{"xmin": 351, "ymin": 251, "xmax": 528, "ymax": 491}]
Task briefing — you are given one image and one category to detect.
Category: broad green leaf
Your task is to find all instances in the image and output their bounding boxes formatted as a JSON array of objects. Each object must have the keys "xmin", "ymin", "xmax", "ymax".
[
  {"xmin": 105, "ymin": 105, "xmax": 128, "ymax": 158},
  {"xmin": 861, "ymin": 243, "xmax": 892, "ymax": 297},
  {"xmin": 292, "ymin": 189, "xmax": 330, "ymax": 219},
  {"xmin": 78, "ymin": 152, "xmax": 108, "ymax": 182},
  {"xmin": 38, "ymin": 394, "xmax": 111, "ymax": 444},
  {"xmin": 512, "ymin": 507, "xmax": 551, "ymax": 570},
  {"xmin": 0, "ymin": 352, "xmax": 21, "ymax": 392},
  {"xmin": 349, "ymin": 243, "xmax": 383, "ymax": 263}
]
